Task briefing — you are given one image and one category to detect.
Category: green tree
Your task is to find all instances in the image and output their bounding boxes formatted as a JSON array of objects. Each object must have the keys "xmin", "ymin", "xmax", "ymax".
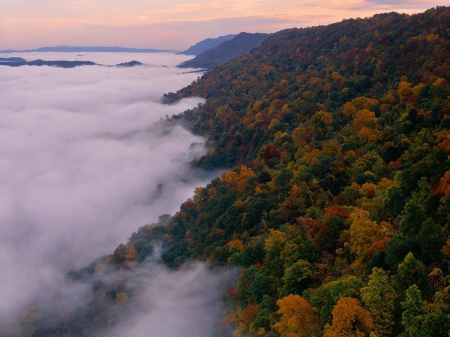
[
  {"xmin": 361, "ymin": 268, "xmax": 397, "ymax": 337},
  {"xmin": 400, "ymin": 200, "xmax": 426, "ymax": 237},
  {"xmin": 417, "ymin": 218, "xmax": 445, "ymax": 264},
  {"xmin": 401, "ymin": 285, "xmax": 427, "ymax": 337},
  {"xmin": 280, "ymin": 259, "xmax": 314, "ymax": 296},
  {"xmin": 395, "ymin": 252, "xmax": 429, "ymax": 298}
]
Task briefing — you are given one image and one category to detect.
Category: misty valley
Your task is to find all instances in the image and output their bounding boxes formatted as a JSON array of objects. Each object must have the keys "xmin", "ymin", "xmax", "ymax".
[
  {"xmin": 3, "ymin": 6, "xmax": 450, "ymax": 337},
  {"xmin": 0, "ymin": 51, "xmax": 231, "ymax": 336}
]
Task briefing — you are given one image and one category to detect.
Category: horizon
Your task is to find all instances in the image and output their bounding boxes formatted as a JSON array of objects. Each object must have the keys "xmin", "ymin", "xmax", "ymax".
[{"xmin": 1, "ymin": 1, "xmax": 448, "ymax": 50}]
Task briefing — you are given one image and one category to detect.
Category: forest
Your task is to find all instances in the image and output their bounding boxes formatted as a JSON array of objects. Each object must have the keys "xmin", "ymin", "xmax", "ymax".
[{"xmin": 11, "ymin": 6, "xmax": 450, "ymax": 337}]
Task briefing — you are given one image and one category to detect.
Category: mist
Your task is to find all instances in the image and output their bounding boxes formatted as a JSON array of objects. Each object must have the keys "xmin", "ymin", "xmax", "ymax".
[{"xmin": 0, "ymin": 52, "xmax": 225, "ymax": 324}]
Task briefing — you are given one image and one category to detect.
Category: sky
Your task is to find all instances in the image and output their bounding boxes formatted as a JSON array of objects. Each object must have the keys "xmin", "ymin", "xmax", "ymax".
[{"xmin": 0, "ymin": 0, "xmax": 448, "ymax": 50}]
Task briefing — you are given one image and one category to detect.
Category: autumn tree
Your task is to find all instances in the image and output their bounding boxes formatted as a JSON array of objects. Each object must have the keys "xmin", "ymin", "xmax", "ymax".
[
  {"xmin": 125, "ymin": 243, "xmax": 138, "ymax": 261},
  {"xmin": 349, "ymin": 208, "xmax": 387, "ymax": 259},
  {"xmin": 275, "ymin": 295, "xmax": 320, "ymax": 337},
  {"xmin": 323, "ymin": 297, "xmax": 374, "ymax": 337}
]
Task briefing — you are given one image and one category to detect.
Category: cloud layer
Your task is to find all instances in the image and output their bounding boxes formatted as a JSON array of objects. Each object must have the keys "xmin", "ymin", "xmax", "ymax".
[{"xmin": 0, "ymin": 52, "xmax": 216, "ymax": 321}]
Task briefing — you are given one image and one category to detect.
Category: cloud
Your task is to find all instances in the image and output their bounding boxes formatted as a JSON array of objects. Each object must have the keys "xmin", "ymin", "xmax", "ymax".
[
  {"xmin": 12, "ymin": 247, "xmax": 237, "ymax": 337},
  {"xmin": 0, "ymin": 52, "xmax": 221, "ymax": 321},
  {"xmin": 100, "ymin": 259, "xmax": 237, "ymax": 337}
]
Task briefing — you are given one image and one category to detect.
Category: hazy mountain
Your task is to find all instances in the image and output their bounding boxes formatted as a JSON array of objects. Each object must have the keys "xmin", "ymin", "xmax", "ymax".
[
  {"xmin": 178, "ymin": 32, "xmax": 271, "ymax": 70},
  {"xmin": 116, "ymin": 60, "xmax": 144, "ymax": 67},
  {"xmin": 0, "ymin": 57, "xmax": 144, "ymax": 68},
  {"xmin": 179, "ymin": 34, "xmax": 237, "ymax": 56},
  {"xmin": 0, "ymin": 46, "xmax": 173, "ymax": 53}
]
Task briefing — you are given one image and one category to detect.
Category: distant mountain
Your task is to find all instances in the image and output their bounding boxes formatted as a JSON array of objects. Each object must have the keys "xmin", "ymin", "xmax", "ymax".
[
  {"xmin": 0, "ymin": 57, "xmax": 144, "ymax": 68},
  {"xmin": 0, "ymin": 57, "xmax": 26, "ymax": 62},
  {"xmin": 0, "ymin": 46, "xmax": 173, "ymax": 53},
  {"xmin": 116, "ymin": 60, "xmax": 143, "ymax": 67},
  {"xmin": 179, "ymin": 34, "xmax": 237, "ymax": 56},
  {"xmin": 178, "ymin": 32, "xmax": 271, "ymax": 70}
]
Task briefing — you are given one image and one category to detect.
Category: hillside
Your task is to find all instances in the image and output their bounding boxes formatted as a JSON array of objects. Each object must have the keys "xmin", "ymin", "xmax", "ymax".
[
  {"xmin": 180, "ymin": 34, "xmax": 237, "ymax": 56},
  {"xmin": 11, "ymin": 6, "xmax": 450, "ymax": 337},
  {"xmin": 178, "ymin": 32, "xmax": 271, "ymax": 70}
]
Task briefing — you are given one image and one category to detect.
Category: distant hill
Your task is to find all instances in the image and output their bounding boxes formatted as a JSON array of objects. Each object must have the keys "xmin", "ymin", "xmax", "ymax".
[
  {"xmin": 0, "ymin": 57, "xmax": 144, "ymax": 68},
  {"xmin": 116, "ymin": 60, "xmax": 143, "ymax": 67},
  {"xmin": 0, "ymin": 46, "xmax": 173, "ymax": 53},
  {"xmin": 179, "ymin": 34, "xmax": 237, "ymax": 56},
  {"xmin": 178, "ymin": 32, "xmax": 271, "ymax": 70}
]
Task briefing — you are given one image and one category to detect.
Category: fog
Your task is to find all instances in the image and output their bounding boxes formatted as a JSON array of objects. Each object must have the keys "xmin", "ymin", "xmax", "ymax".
[
  {"xmin": 100, "ymin": 251, "xmax": 237, "ymax": 337},
  {"xmin": 0, "ymin": 52, "xmax": 231, "ymax": 328}
]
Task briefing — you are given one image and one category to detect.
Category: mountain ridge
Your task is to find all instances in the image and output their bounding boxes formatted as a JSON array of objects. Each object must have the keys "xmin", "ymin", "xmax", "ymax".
[
  {"xmin": 179, "ymin": 34, "xmax": 237, "ymax": 56},
  {"xmin": 178, "ymin": 32, "xmax": 271, "ymax": 70}
]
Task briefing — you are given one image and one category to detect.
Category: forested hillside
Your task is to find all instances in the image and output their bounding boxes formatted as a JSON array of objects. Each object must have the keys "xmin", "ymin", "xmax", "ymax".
[{"xmin": 12, "ymin": 6, "xmax": 450, "ymax": 337}]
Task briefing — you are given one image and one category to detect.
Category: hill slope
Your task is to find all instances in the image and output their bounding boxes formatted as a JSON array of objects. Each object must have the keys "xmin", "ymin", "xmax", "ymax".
[
  {"xmin": 11, "ymin": 7, "xmax": 450, "ymax": 337},
  {"xmin": 180, "ymin": 34, "xmax": 237, "ymax": 56},
  {"xmin": 178, "ymin": 32, "xmax": 271, "ymax": 70}
]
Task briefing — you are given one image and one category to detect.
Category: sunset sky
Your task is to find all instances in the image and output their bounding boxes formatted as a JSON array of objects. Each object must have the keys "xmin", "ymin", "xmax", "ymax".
[{"xmin": 1, "ymin": 0, "xmax": 447, "ymax": 50}]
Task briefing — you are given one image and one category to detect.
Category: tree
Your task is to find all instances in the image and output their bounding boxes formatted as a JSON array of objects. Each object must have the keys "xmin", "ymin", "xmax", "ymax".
[
  {"xmin": 401, "ymin": 285, "xmax": 427, "ymax": 336},
  {"xmin": 125, "ymin": 243, "xmax": 138, "ymax": 261},
  {"xmin": 349, "ymin": 208, "xmax": 386, "ymax": 258},
  {"xmin": 417, "ymin": 218, "xmax": 445, "ymax": 263},
  {"xmin": 264, "ymin": 229, "xmax": 287, "ymax": 278},
  {"xmin": 324, "ymin": 297, "xmax": 374, "ymax": 337},
  {"xmin": 384, "ymin": 235, "xmax": 413, "ymax": 271},
  {"xmin": 395, "ymin": 252, "xmax": 429, "ymax": 298},
  {"xmin": 275, "ymin": 295, "xmax": 320, "ymax": 337},
  {"xmin": 281, "ymin": 259, "xmax": 314, "ymax": 296},
  {"xmin": 401, "ymin": 284, "xmax": 450, "ymax": 337},
  {"xmin": 400, "ymin": 199, "xmax": 426, "ymax": 237},
  {"xmin": 361, "ymin": 268, "xmax": 397, "ymax": 337}
]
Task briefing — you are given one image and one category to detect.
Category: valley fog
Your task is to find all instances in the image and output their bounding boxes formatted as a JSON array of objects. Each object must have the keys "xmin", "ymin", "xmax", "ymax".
[{"xmin": 0, "ymin": 52, "xmax": 218, "ymax": 321}]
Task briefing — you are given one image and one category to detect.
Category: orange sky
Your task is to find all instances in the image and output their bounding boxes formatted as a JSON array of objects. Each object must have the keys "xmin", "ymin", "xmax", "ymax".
[{"xmin": 0, "ymin": 0, "xmax": 447, "ymax": 50}]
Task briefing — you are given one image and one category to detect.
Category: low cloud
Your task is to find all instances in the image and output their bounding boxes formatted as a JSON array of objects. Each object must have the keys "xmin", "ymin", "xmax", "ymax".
[
  {"xmin": 0, "ymin": 53, "xmax": 220, "ymax": 322},
  {"xmin": 101, "ymin": 260, "xmax": 237, "ymax": 337}
]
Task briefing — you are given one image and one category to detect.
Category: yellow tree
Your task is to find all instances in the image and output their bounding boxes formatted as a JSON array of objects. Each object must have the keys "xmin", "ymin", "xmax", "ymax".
[
  {"xmin": 324, "ymin": 297, "xmax": 374, "ymax": 337},
  {"xmin": 275, "ymin": 295, "xmax": 320, "ymax": 337},
  {"xmin": 349, "ymin": 208, "xmax": 388, "ymax": 259},
  {"xmin": 125, "ymin": 243, "xmax": 138, "ymax": 261}
]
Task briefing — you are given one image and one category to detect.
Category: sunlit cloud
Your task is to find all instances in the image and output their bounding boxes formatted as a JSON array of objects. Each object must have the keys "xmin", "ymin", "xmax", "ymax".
[{"xmin": 1, "ymin": 0, "xmax": 446, "ymax": 49}]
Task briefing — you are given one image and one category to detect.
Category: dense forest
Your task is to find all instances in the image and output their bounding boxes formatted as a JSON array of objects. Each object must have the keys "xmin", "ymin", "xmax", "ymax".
[{"xmin": 11, "ymin": 6, "xmax": 450, "ymax": 337}]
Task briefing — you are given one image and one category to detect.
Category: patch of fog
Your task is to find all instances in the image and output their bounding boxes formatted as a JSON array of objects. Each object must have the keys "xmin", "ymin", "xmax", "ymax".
[
  {"xmin": 103, "ymin": 264, "xmax": 237, "ymax": 337},
  {"xmin": 0, "ymin": 53, "xmax": 226, "ymax": 324}
]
